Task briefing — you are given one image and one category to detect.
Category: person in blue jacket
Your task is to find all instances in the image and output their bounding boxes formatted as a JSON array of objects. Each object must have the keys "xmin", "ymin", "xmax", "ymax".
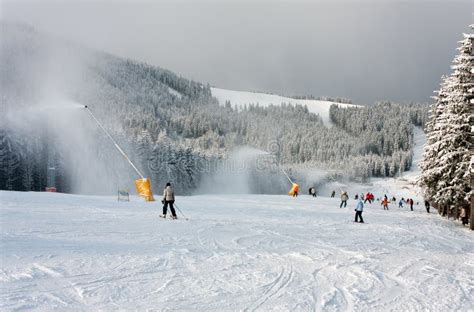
[{"xmin": 355, "ymin": 199, "xmax": 364, "ymax": 223}]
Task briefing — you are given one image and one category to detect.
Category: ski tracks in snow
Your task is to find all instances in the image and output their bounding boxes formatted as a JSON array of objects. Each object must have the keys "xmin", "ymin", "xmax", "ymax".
[{"xmin": 1, "ymin": 192, "xmax": 473, "ymax": 311}]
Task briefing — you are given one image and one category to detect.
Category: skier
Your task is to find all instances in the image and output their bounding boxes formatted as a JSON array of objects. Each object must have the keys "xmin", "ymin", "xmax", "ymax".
[
  {"xmin": 331, "ymin": 190, "xmax": 336, "ymax": 198},
  {"xmin": 308, "ymin": 188, "xmax": 312, "ymax": 195},
  {"xmin": 408, "ymin": 198, "xmax": 414, "ymax": 211},
  {"xmin": 310, "ymin": 187, "xmax": 317, "ymax": 197},
  {"xmin": 392, "ymin": 196, "xmax": 396, "ymax": 202},
  {"xmin": 368, "ymin": 192, "xmax": 374, "ymax": 203},
  {"xmin": 460, "ymin": 207, "xmax": 468, "ymax": 226},
  {"xmin": 424, "ymin": 200, "xmax": 430, "ymax": 213},
  {"xmin": 160, "ymin": 182, "xmax": 177, "ymax": 219},
  {"xmin": 364, "ymin": 192, "xmax": 370, "ymax": 204},
  {"xmin": 354, "ymin": 199, "xmax": 364, "ymax": 223},
  {"xmin": 398, "ymin": 198, "xmax": 404, "ymax": 208},
  {"xmin": 355, "ymin": 194, "xmax": 359, "ymax": 200},
  {"xmin": 340, "ymin": 191, "xmax": 349, "ymax": 208},
  {"xmin": 381, "ymin": 197, "xmax": 389, "ymax": 210}
]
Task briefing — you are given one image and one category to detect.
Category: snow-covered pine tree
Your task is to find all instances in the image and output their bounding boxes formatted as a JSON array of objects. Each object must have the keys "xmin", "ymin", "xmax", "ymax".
[
  {"xmin": 440, "ymin": 32, "xmax": 473, "ymax": 218},
  {"xmin": 420, "ymin": 29, "xmax": 473, "ymax": 228},
  {"xmin": 420, "ymin": 76, "xmax": 452, "ymax": 211}
]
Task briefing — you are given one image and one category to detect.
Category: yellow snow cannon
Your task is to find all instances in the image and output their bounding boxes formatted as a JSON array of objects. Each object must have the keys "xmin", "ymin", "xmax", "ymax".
[
  {"xmin": 83, "ymin": 105, "xmax": 155, "ymax": 202},
  {"xmin": 135, "ymin": 178, "xmax": 155, "ymax": 202},
  {"xmin": 288, "ymin": 183, "xmax": 300, "ymax": 197}
]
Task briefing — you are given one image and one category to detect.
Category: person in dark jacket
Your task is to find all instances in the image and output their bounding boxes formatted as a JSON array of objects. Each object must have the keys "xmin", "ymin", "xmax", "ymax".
[
  {"xmin": 460, "ymin": 207, "xmax": 468, "ymax": 226},
  {"xmin": 331, "ymin": 190, "xmax": 336, "ymax": 198},
  {"xmin": 354, "ymin": 199, "xmax": 364, "ymax": 223},
  {"xmin": 408, "ymin": 198, "xmax": 414, "ymax": 211},
  {"xmin": 160, "ymin": 182, "xmax": 177, "ymax": 219},
  {"xmin": 424, "ymin": 200, "xmax": 430, "ymax": 213}
]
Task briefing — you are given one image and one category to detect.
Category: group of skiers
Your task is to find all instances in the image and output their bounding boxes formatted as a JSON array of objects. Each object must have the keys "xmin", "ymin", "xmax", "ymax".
[
  {"xmin": 159, "ymin": 182, "xmax": 445, "ymax": 225},
  {"xmin": 331, "ymin": 190, "xmax": 430, "ymax": 223},
  {"xmin": 324, "ymin": 189, "xmax": 469, "ymax": 226},
  {"xmin": 337, "ymin": 191, "xmax": 364, "ymax": 223},
  {"xmin": 337, "ymin": 191, "xmax": 423, "ymax": 212},
  {"xmin": 398, "ymin": 197, "xmax": 415, "ymax": 211},
  {"xmin": 354, "ymin": 192, "xmax": 374, "ymax": 203}
]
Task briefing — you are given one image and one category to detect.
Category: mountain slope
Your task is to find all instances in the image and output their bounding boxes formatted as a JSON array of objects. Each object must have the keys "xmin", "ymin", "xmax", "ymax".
[
  {"xmin": 211, "ymin": 87, "xmax": 358, "ymax": 126},
  {"xmin": 1, "ymin": 23, "xmax": 428, "ymax": 195}
]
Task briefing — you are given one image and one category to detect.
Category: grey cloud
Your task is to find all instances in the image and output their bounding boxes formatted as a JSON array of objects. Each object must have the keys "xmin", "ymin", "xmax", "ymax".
[{"xmin": 1, "ymin": 0, "xmax": 471, "ymax": 104}]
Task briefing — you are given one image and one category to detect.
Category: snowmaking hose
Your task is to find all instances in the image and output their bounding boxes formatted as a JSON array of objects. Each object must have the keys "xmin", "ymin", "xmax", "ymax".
[
  {"xmin": 280, "ymin": 166, "xmax": 294, "ymax": 185},
  {"xmin": 83, "ymin": 105, "xmax": 145, "ymax": 179}
]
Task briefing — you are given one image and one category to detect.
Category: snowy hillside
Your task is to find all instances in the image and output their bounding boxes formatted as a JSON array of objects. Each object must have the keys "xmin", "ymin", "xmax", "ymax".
[
  {"xmin": 211, "ymin": 87, "xmax": 359, "ymax": 126},
  {"xmin": 2, "ymin": 23, "xmax": 430, "ymax": 196},
  {"xmin": 1, "ymin": 190, "xmax": 472, "ymax": 311}
]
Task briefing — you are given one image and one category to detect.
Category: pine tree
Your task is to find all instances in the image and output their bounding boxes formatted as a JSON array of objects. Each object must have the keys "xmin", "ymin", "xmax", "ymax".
[
  {"xmin": 420, "ymin": 29, "xmax": 473, "ymax": 228},
  {"xmin": 420, "ymin": 76, "xmax": 453, "ymax": 206}
]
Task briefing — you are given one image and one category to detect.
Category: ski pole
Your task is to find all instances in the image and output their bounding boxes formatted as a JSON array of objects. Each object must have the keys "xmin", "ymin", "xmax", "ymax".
[{"xmin": 174, "ymin": 203, "xmax": 189, "ymax": 220}]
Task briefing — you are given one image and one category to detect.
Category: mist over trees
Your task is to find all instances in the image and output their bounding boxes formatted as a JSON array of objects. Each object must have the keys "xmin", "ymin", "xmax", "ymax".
[{"xmin": 1, "ymin": 23, "xmax": 428, "ymax": 195}]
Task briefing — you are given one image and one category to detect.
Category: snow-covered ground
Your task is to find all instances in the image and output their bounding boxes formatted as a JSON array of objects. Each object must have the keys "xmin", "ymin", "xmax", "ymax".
[
  {"xmin": 1, "ymin": 190, "xmax": 472, "ymax": 311},
  {"xmin": 1, "ymin": 125, "xmax": 472, "ymax": 311},
  {"xmin": 211, "ymin": 87, "xmax": 358, "ymax": 126}
]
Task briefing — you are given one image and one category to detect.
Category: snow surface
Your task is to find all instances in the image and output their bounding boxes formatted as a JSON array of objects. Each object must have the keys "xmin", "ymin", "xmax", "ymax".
[
  {"xmin": 1, "ymin": 190, "xmax": 473, "ymax": 311},
  {"xmin": 1, "ymin": 126, "xmax": 472, "ymax": 311},
  {"xmin": 211, "ymin": 87, "xmax": 358, "ymax": 126}
]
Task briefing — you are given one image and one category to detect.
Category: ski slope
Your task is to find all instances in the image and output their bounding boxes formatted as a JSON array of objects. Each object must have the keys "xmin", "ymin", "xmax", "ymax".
[
  {"xmin": 211, "ymin": 87, "xmax": 358, "ymax": 126},
  {"xmin": 1, "ymin": 190, "xmax": 473, "ymax": 311},
  {"xmin": 331, "ymin": 126, "xmax": 428, "ymax": 199}
]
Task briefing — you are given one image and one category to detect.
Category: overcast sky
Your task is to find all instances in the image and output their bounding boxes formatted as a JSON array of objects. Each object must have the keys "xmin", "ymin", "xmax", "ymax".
[{"xmin": 1, "ymin": 0, "xmax": 472, "ymax": 104}]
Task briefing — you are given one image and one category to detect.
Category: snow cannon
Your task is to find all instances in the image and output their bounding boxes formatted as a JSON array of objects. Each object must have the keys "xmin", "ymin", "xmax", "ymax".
[
  {"xmin": 288, "ymin": 183, "xmax": 299, "ymax": 197},
  {"xmin": 135, "ymin": 178, "xmax": 155, "ymax": 202},
  {"xmin": 83, "ymin": 105, "xmax": 154, "ymax": 202}
]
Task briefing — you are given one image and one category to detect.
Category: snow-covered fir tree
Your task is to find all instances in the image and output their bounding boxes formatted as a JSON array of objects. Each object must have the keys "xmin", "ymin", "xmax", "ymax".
[{"xmin": 420, "ymin": 29, "xmax": 473, "ymax": 228}]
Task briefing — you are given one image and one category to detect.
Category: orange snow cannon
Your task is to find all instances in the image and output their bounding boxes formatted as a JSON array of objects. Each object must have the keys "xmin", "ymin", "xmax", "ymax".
[
  {"xmin": 288, "ymin": 183, "xmax": 299, "ymax": 197},
  {"xmin": 135, "ymin": 178, "xmax": 155, "ymax": 202}
]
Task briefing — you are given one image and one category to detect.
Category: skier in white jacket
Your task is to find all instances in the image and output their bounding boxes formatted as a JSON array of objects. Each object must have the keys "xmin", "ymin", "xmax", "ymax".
[{"xmin": 161, "ymin": 182, "xmax": 177, "ymax": 219}]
